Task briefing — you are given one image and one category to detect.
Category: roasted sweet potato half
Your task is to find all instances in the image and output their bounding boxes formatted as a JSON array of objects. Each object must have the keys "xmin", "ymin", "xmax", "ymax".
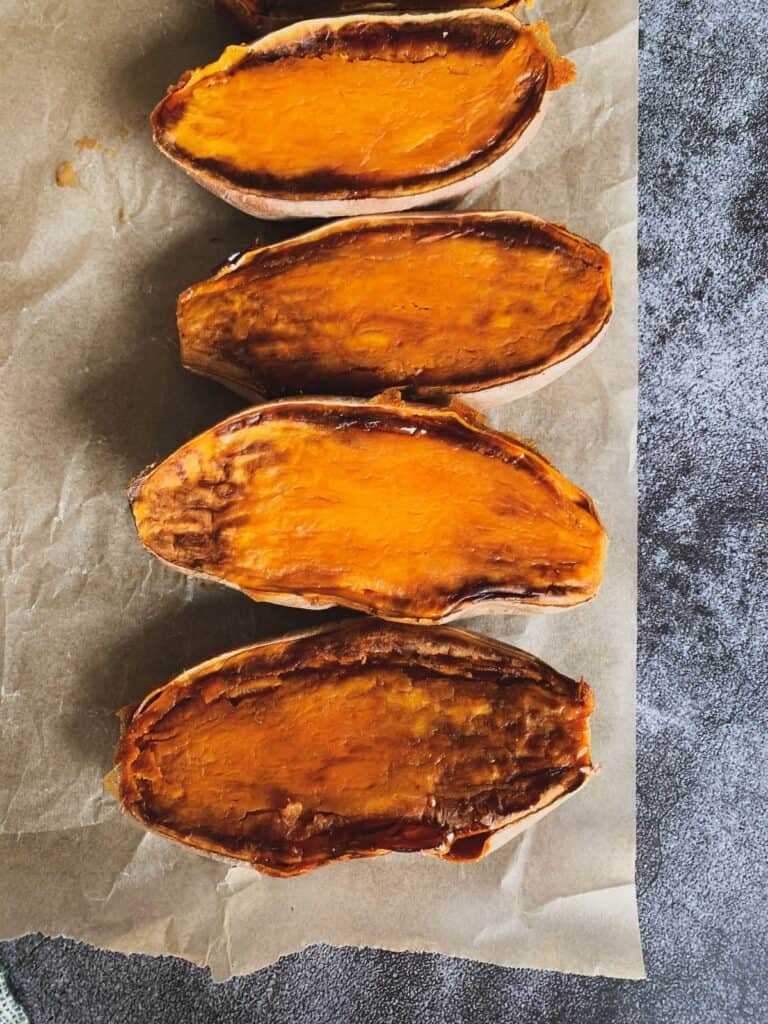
[
  {"xmin": 215, "ymin": 0, "xmax": 521, "ymax": 35},
  {"xmin": 151, "ymin": 12, "xmax": 574, "ymax": 218},
  {"xmin": 178, "ymin": 212, "xmax": 613, "ymax": 407},
  {"xmin": 109, "ymin": 619, "xmax": 595, "ymax": 876},
  {"xmin": 128, "ymin": 395, "xmax": 607, "ymax": 622}
]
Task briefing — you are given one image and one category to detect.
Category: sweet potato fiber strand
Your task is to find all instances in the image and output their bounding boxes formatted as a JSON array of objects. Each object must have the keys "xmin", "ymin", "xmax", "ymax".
[
  {"xmin": 177, "ymin": 213, "xmax": 613, "ymax": 402},
  {"xmin": 128, "ymin": 395, "xmax": 607, "ymax": 623},
  {"xmin": 152, "ymin": 13, "xmax": 573, "ymax": 202},
  {"xmin": 112, "ymin": 620, "xmax": 594, "ymax": 876}
]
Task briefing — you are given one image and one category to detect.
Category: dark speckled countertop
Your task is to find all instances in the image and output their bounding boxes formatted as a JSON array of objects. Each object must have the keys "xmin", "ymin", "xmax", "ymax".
[{"xmin": 1, "ymin": 0, "xmax": 766, "ymax": 1020}]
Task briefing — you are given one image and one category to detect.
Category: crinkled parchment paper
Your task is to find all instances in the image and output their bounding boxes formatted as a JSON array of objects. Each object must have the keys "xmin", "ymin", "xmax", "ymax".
[{"xmin": 0, "ymin": 0, "xmax": 641, "ymax": 979}]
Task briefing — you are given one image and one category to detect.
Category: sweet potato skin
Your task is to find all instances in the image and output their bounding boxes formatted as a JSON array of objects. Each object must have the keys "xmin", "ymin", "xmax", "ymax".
[
  {"xmin": 177, "ymin": 212, "xmax": 613, "ymax": 405},
  {"xmin": 112, "ymin": 619, "xmax": 594, "ymax": 876},
  {"xmin": 215, "ymin": 0, "xmax": 522, "ymax": 36},
  {"xmin": 152, "ymin": 13, "xmax": 571, "ymax": 218},
  {"xmin": 128, "ymin": 394, "xmax": 608, "ymax": 623}
]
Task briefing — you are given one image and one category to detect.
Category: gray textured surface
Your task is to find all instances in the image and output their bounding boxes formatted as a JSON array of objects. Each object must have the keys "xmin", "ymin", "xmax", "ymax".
[{"xmin": 2, "ymin": 0, "xmax": 767, "ymax": 1020}]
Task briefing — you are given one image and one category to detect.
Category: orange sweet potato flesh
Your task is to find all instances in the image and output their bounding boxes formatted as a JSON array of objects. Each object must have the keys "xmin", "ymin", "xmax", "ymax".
[
  {"xmin": 113, "ymin": 620, "xmax": 594, "ymax": 876},
  {"xmin": 216, "ymin": 0, "xmax": 520, "ymax": 34},
  {"xmin": 128, "ymin": 395, "xmax": 607, "ymax": 622},
  {"xmin": 152, "ymin": 13, "xmax": 566, "ymax": 201},
  {"xmin": 177, "ymin": 213, "xmax": 613, "ymax": 402}
]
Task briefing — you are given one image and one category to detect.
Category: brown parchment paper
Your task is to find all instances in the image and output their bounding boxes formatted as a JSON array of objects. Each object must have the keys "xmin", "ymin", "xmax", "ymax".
[{"xmin": 0, "ymin": 0, "xmax": 641, "ymax": 979}]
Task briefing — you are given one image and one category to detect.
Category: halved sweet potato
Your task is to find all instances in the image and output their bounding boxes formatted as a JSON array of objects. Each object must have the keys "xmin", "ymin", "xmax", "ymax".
[
  {"xmin": 178, "ymin": 212, "xmax": 613, "ymax": 407},
  {"xmin": 110, "ymin": 619, "xmax": 595, "ymax": 876},
  {"xmin": 151, "ymin": 12, "xmax": 574, "ymax": 218},
  {"xmin": 128, "ymin": 394, "xmax": 607, "ymax": 622},
  {"xmin": 215, "ymin": 0, "xmax": 521, "ymax": 35}
]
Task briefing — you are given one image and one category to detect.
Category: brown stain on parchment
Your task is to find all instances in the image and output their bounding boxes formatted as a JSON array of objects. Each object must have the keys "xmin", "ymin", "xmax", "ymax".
[{"xmin": 56, "ymin": 134, "xmax": 124, "ymax": 201}]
